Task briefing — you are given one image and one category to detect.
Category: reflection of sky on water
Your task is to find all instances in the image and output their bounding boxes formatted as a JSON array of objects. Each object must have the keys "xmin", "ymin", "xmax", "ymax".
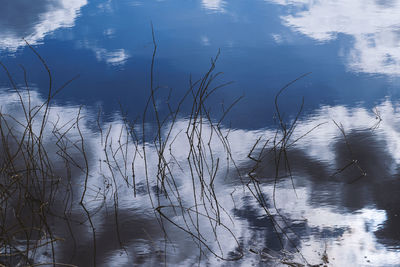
[
  {"xmin": 1, "ymin": 0, "xmax": 400, "ymax": 129},
  {"xmin": 0, "ymin": 0, "xmax": 129, "ymax": 66},
  {"xmin": 77, "ymin": 40, "xmax": 130, "ymax": 66},
  {"xmin": 269, "ymin": 0, "xmax": 400, "ymax": 75},
  {"xmin": 0, "ymin": 0, "xmax": 87, "ymax": 51},
  {"xmin": 201, "ymin": 0, "xmax": 226, "ymax": 12},
  {"xmin": 1, "ymin": 88, "xmax": 400, "ymax": 265},
  {"xmin": 1, "ymin": 1, "xmax": 400, "ymax": 264}
]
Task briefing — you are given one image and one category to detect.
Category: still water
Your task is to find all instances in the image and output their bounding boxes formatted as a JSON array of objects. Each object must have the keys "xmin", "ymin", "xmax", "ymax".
[{"xmin": 1, "ymin": 0, "xmax": 400, "ymax": 266}]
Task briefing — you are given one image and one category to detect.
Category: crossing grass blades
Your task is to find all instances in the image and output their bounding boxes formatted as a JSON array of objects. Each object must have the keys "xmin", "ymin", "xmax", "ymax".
[{"xmin": 0, "ymin": 38, "xmax": 327, "ymax": 266}]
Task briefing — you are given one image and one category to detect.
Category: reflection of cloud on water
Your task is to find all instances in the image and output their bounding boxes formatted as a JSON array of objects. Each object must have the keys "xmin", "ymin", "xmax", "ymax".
[
  {"xmin": 239, "ymin": 100, "xmax": 400, "ymax": 265},
  {"xmin": 267, "ymin": 179, "xmax": 399, "ymax": 266},
  {"xmin": 0, "ymin": 0, "xmax": 87, "ymax": 51},
  {"xmin": 77, "ymin": 40, "xmax": 131, "ymax": 66},
  {"xmin": 0, "ymin": 1, "xmax": 129, "ymax": 67},
  {"xmin": 268, "ymin": 0, "xmax": 400, "ymax": 75},
  {"xmin": 1, "ymin": 88, "xmax": 400, "ymax": 265},
  {"xmin": 201, "ymin": 0, "xmax": 226, "ymax": 12},
  {"xmin": 94, "ymin": 48, "xmax": 130, "ymax": 66},
  {"xmin": 0, "ymin": 88, "xmax": 248, "ymax": 265}
]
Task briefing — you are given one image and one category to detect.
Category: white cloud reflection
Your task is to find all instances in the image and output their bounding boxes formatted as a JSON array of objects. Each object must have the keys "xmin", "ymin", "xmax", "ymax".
[
  {"xmin": 0, "ymin": 0, "xmax": 87, "ymax": 51},
  {"xmin": 1, "ymin": 88, "xmax": 400, "ymax": 265},
  {"xmin": 201, "ymin": 0, "xmax": 226, "ymax": 12},
  {"xmin": 201, "ymin": 35, "xmax": 211, "ymax": 46},
  {"xmin": 77, "ymin": 40, "xmax": 130, "ymax": 66},
  {"xmin": 269, "ymin": 0, "xmax": 400, "ymax": 75},
  {"xmin": 94, "ymin": 48, "xmax": 130, "ymax": 66}
]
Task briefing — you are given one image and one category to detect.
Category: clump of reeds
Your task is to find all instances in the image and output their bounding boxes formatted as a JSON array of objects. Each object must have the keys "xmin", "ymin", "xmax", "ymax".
[
  {"xmin": 0, "ymin": 36, "xmax": 322, "ymax": 266},
  {"xmin": 0, "ymin": 38, "xmax": 246, "ymax": 266},
  {"xmin": 0, "ymin": 39, "xmax": 91, "ymax": 266}
]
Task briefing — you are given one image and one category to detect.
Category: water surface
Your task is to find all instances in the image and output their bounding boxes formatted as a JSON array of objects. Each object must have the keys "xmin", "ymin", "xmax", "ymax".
[{"xmin": 1, "ymin": 0, "xmax": 400, "ymax": 266}]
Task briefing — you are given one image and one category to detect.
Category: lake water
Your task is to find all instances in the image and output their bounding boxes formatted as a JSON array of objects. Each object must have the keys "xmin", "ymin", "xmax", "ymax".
[{"xmin": 1, "ymin": 0, "xmax": 400, "ymax": 266}]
